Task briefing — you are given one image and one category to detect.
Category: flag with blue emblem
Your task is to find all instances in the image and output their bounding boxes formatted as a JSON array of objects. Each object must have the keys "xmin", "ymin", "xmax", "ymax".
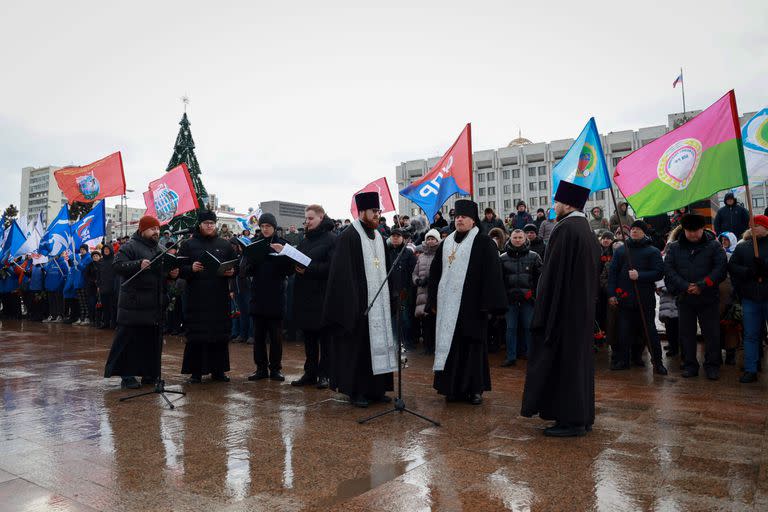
[
  {"xmin": 0, "ymin": 221, "xmax": 26, "ymax": 263},
  {"xmin": 743, "ymin": 107, "xmax": 768, "ymax": 185},
  {"xmin": 551, "ymin": 118, "xmax": 611, "ymax": 213},
  {"xmin": 38, "ymin": 205, "xmax": 72, "ymax": 257},
  {"xmin": 72, "ymin": 200, "xmax": 106, "ymax": 248}
]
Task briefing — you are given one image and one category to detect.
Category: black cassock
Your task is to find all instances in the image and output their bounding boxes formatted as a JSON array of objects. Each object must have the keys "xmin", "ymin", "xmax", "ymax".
[
  {"xmin": 322, "ymin": 223, "xmax": 393, "ymax": 398},
  {"xmin": 521, "ymin": 212, "xmax": 601, "ymax": 427},
  {"xmin": 177, "ymin": 233, "xmax": 237, "ymax": 376},
  {"xmin": 427, "ymin": 232, "xmax": 507, "ymax": 396}
]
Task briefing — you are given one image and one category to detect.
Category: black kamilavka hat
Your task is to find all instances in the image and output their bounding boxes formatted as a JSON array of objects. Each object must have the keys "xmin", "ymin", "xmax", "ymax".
[
  {"xmin": 354, "ymin": 192, "xmax": 380, "ymax": 212},
  {"xmin": 454, "ymin": 199, "xmax": 480, "ymax": 224},
  {"xmin": 554, "ymin": 181, "xmax": 590, "ymax": 210}
]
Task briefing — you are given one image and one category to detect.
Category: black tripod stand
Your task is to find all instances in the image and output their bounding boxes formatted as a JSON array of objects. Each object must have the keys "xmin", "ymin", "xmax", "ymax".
[
  {"xmin": 119, "ymin": 237, "xmax": 186, "ymax": 409},
  {"xmin": 358, "ymin": 244, "xmax": 440, "ymax": 427}
]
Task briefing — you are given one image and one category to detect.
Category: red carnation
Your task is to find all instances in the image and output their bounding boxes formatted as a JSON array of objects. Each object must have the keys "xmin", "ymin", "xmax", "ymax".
[
  {"xmin": 524, "ymin": 290, "xmax": 533, "ymax": 300},
  {"xmin": 615, "ymin": 288, "xmax": 624, "ymax": 294}
]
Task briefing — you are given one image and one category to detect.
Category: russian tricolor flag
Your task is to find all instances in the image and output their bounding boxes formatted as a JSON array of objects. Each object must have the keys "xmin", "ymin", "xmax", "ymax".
[{"xmin": 673, "ymin": 74, "xmax": 683, "ymax": 88}]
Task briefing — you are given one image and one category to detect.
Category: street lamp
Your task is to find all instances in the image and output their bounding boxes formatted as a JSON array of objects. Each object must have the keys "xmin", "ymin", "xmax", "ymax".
[{"xmin": 121, "ymin": 189, "xmax": 135, "ymax": 238}]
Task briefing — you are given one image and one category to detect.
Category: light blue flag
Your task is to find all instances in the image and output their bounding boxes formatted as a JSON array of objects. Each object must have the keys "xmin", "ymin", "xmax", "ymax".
[
  {"xmin": 38, "ymin": 205, "xmax": 72, "ymax": 257},
  {"xmin": 72, "ymin": 200, "xmax": 106, "ymax": 248},
  {"xmin": 743, "ymin": 108, "xmax": 768, "ymax": 185},
  {"xmin": 550, "ymin": 118, "xmax": 611, "ymax": 216},
  {"xmin": 0, "ymin": 221, "xmax": 26, "ymax": 263}
]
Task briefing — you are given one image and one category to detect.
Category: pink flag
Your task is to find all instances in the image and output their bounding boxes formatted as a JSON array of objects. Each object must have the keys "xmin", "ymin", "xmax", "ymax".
[
  {"xmin": 142, "ymin": 164, "xmax": 200, "ymax": 225},
  {"xmin": 349, "ymin": 177, "xmax": 396, "ymax": 219}
]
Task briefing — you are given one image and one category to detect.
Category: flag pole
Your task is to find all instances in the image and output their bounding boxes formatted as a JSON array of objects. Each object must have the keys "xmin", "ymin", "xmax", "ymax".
[
  {"xmin": 680, "ymin": 67, "xmax": 686, "ymax": 115},
  {"xmin": 606, "ymin": 186, "xmax": 656, "ymax": 365}
]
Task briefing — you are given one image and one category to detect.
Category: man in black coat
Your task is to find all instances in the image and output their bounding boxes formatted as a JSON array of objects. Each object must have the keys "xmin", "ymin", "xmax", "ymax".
[
  {"xmin": 178, "ymin": 210, "xmax": 237, "ymax": 383},
  {"xmin": 664, "ymin": 214, "xmax": 727, "ymax": 380},
  {"xmin": 323, "ymin": 192, "xmax": 396, "ymax": 408},
  {"xmin": 387, "ymin": 228, "xmax": 417, "ymax": 350},
  {"xmin": 427, "ymin": 199, "xmax": 507, "ymax": 405},
  {"xmin": 607, "ymin": 220, "xmax": 667, "ymax": 374},
  {"xmin": 244, "ymin": 212, "xmax": 294, "ymax": 382},
  {"xmin": 104, "ymin": 216, "xmax": 166, "ymax": 389},
  {"xmin": 479, "ymin": 208, "xmax": 506, "ymax": 235},
  {"xmin": 714, "ymin": 192, "xmax": 749, "ymax": 239},
  {"xmin": 523, "ymin": 223, "xmax": 546, "ymax": 260},
  {"xmin": 291, "ymin": 206, "xmax": 337, "ymax": 389},
  {"xmin": 521, "ymin": 181, "xmax": 600, "ymax": 437}
]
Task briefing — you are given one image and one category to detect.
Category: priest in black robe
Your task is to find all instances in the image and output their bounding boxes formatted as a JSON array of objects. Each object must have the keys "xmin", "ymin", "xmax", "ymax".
[
  {"xmin": 521, "ymin": 181, "xmax": 601, "ymax": 437},
  {"xmin": 178, "ymin": 210, "xmax": 238, "ymax": 383},
  {"xmin": 427, "ymin": 199, "xmax": 507, "ymax": 405},
  {"xmin": 323, "ymin": 192, "xmax": 396, "ymax": 408}
]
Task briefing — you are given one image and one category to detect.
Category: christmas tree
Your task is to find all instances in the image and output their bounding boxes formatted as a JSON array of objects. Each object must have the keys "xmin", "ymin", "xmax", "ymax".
[{"xmin": 166, "ymin": 111, "xmax": 209, "ymax": 232}]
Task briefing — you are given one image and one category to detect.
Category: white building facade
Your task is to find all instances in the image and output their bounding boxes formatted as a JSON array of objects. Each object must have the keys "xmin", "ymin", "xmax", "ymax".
[{"xmin": 19, "ymin": 166, "xmax": 66, "ymax": 226}]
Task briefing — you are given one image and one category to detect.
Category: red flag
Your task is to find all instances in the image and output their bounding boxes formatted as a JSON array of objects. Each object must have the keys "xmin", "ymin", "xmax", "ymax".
[
  {"xmin": 54, "ymin": 152, "xmax": 126, "ymax": 203},
  {"xmin": 349, "ymin": 177, "xmax": 396, "ymax": 219},
  {"xmin": 142, "ymin": 164, "xmax": 200, "ymax": 225}
]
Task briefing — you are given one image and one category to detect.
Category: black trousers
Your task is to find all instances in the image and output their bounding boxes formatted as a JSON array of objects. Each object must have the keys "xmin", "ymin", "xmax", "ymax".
[
  {"xmin": 100, "ymin": 292, "xmax": 116, "ymax": 328},
  {"xmin": 302, "ymin": 329, "xmax": 329, "ymax": 379},
  {"xmin": 615, "ymin": 306, "xmax": 663, "ymax": 366},
  {"xmin": 421, "ymin": 314, "xmax": 436, "ymax": 354},
  {"xmin": 252, "ymin": 316, "xmax": 283, "ymax": 372},
  {"xmin": 678, "ymin": 301, "xmax": 721, "ymax": 371},
  {"xmin": 47, "ymin": 291, "xmax": 64, "ymax": 318},
  {"xmin": 662, "ymin": 318, "xmax": 681, "ymax": 355}
]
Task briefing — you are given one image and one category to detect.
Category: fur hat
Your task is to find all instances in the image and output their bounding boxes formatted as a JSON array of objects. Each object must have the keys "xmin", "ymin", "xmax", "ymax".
[
  {"xmin": 680, "ymin": 214, "xmax": 706, "ymax": 231},
  {"xmin": 354, "ymin": 192, "xmax": 379, "ymax": 212},
  {"xmin": 454, "ymin": 199, "xmax": 480, "ymax": 224}
]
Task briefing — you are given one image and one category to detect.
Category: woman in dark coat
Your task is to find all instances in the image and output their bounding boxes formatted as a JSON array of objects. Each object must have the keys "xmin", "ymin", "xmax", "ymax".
[
  {"xmin": 291, "ymin": 209, "xmax": 337, "ymax": 388},
  {"xmin": 178, "ymin": 211, "xmax": 237, "ymax": 383},
  {"xmin": 98, "ymin": 245, "xmax": 118, "ymax": 329}
]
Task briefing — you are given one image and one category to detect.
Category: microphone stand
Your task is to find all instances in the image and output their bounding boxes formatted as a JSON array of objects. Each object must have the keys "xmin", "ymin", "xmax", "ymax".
[
  {"xmin": 119, "ymin": 232, "xmax": 187, "ymax": 409},
  {"xmin": 358, "ymin": 243, "xmax": 440, "ymax": 427}
]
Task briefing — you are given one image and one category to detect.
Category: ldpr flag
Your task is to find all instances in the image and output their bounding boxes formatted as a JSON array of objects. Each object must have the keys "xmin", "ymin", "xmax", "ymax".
[
  {"xmin": 142, "ymin": 163, "xmax": 201, "ymax": 225},
  {"xmin": 54, "ymin": 152, "xmax": 126, "ymax": 203},
  {"xmin": 614, "ymin": 91, "xmax": 747, "ymax": 218},
  {"xmin": 742, "ymin": 107, "xmax": 768, "ymax": 185},
  {"xmin": 551, "ymin": 117, "xmax": 611, "ymax": 207},
  {"xmin": 349, "ymin": 177, "xmax": 396, "ymax": 219},
  {"xmin": 399, "ymin": 124, "xmax": 473, "ymax": 221}
]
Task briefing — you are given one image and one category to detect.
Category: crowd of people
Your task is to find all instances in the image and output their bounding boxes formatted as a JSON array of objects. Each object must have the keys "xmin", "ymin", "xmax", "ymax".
[{"xmin": 1, "ymin": 187, "xmax": 765, "ymax": 433}]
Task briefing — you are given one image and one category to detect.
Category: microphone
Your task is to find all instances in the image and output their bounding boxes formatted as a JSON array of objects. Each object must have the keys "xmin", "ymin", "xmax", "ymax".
[{"xmin": 170, "ymin": 228, "xmax": 195, "ymax": 237}]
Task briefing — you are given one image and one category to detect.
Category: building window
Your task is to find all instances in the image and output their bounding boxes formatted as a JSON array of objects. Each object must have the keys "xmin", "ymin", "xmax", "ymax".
[
  {"xmin": 612, "ymin": 156, "xmax": 622, "ymax": 167},
  {"xmin": 479, "ymin": 202, "xmax": 485, "ymax": 209},
  {"xmin": 504, "ymin": 199, "xmax": 511, "ymax": 209},
  {"xmin": 487, "ymin": 171, "xmax": 495, "ymax": 181},
  {"xmin": 595, "ymin": 191, "xmax": 605, "ymax": 200},
  {"xmin": 489, "ymin": 201, "xmax": 496, "ymax": 209},
  {"xmin": 502, "ymin": 170, "xmax": 510, "ymax": 180},
  {"xmin": 528, "ymin": 168, "xmax": 536, "ymax": 177},
  {"xmin": 538, "ymin": 166, "xmax": 547, "ymax": 176},
  {"xmin": 530, "ymin": 197, "xmax": 537, "ymax": 206},
  {"xmin": 513, "ymin": 184, "xmax": 521, "ymax": 193},
  {"xmin": 503, "ymin": 184, "xmax": 511, "ymax": 194},
  {"xmin": 488, "ymin": 186, "xmax": 496, "ymax": 195},
  {"xmin": 539, "ymin": 181, "xmax": 547, "ymax": 190},
  {"xmin": 478, "ymin": 174, "xmax": 485, "ymax": 182},
  {"xmin": 540, "ymin": 196, "xmax": 548, "ymax": 205},
  {"xmin": 479, "ymin": 188, "xmax": 486, "ymax": 196},
  {"xmin": 529, "ymin": 182, "xmax": 536, "ymax": 191},
  {"xmin": 512, "ymin": 169, "xmax": 520, "ymax": 179}
]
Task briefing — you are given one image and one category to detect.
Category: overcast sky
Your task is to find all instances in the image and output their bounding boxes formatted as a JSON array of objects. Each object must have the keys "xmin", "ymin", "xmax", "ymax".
[{"xmin": 1, "ymin": 1, "xmax": 765, "ymax": 220}]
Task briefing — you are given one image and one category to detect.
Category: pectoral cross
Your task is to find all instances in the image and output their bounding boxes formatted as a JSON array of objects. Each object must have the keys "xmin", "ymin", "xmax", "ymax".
[
  {"xmin": 448, "ymin": 249, "xmax": 457, "ymax": 266},
  {"xmin": 373, "ymin": 257, "xmax": 380, "ymax": 269}
]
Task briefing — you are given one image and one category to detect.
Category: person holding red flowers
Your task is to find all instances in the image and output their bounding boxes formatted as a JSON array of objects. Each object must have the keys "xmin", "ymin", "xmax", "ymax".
[{"xmin": 608, "ymin": 220, "xmax": 667, "ymax": 374}]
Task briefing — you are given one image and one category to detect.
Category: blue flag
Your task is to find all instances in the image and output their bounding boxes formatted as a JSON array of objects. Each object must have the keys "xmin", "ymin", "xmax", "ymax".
[
  {"xmin": 0, "ymin": 221, "xmax": 26, "ymax": 263},
  {"xmin": 72, "ymin": 201, "xmax": 106, "ymax": 248},
  {"xmin": 38, "ymin": 205, "xmax": 72, "ymax": 257},
  {"xmin": 551, "ymin": 118, "xmax": 611, "ymax": 213}
]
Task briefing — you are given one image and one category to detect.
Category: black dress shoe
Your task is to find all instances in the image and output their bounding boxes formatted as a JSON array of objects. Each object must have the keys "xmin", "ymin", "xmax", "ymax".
[
  {"xmin": 681, "ymin": 368, "xmax": 698, "ymax": 378},
  {"xmin": 291, "ymin": 374, "xmax": 317, "ymax": 387},
  {"xmin": 739, "ymin": 371, "xmax": 758, "ymax": 383},
  {"xmin": 121, "ymin": 377, "xmax": 140, "ymax": 389},
  {"xmin": 316, "ymin": 377, "xmax": 329, "ymax": 389},
  {"xmin": 186, "ymin": 375, "xmax": 202, "ymax": 384},
  {"xmin": 350, "ymin": 395, "xmax": 369, "ymax": 408},
  {"xmin": 500, "ymin": 360, "xmax": 516, "ymax": 367},
  {"xmin": 469, "ymin": 393, "xmax": 483, "ymax": 405},
  {"xmin": 610, "ymin": 361, "xmax": 630, "ymax": 371},
  {"xmin": 367, "ymin": 394, "xmax": 392, "ymax": 403},
  {"xmin": 247, "ymin": 370, "xmax": 269, "ymax": 381},
  {"xmin": 544, "ymin": 424, "xmax": 587, "ymax": 437},
  {"xmin": 211, "ymin": 373, "xmax": 230, "ymax": 382},
  {"xmin": 653, "ymin": 364, "xmax": 668, "ymax": 376},
  {"xmin": 269, "ymin": 371, "xmax": 285, "ymax": 382},
  {"xmin": 705, "ymin": 368, "xmax": 719, "ymax": 381}
]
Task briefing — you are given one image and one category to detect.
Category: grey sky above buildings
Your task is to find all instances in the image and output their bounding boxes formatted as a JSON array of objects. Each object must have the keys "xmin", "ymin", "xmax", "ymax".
[{"xmin": 1, "ymin": 1, "xmax": 765, "ymax": 220}]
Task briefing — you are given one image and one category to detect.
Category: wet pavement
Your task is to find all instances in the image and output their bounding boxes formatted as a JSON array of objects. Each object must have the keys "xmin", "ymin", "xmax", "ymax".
[{"xmin": 0, "ymin": 319, "xmax": 766, "ymax": 511}]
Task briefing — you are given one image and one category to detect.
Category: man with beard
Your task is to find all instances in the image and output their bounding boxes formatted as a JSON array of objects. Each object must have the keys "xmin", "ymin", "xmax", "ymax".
[
  {"xmin": 104, "ymin": 216, "xmax": 168, "ymax": 389},
  {"xmin": 427, "ymin": 199, "xmax": 507, "ymax": 405},
  {"xmin": 291, "ymin": 205, "xmax": 337, "ymax": 389},
  {"xmin": 521, "ymin": 181, "xmax": 601, "ymax": 437},
  {"xmin": 323, "ymin": 192, "xmax": 396, "ymax": 408},
  {"xmin": 178, "ymin": 210, "xmax": 237, "ymax": 383}
]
